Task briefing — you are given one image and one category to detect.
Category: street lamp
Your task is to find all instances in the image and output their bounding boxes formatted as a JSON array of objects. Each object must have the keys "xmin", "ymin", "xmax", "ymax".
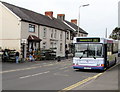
[{"xmin": 77, "ymin": 4, "xmax": 90, "ymax": 36}]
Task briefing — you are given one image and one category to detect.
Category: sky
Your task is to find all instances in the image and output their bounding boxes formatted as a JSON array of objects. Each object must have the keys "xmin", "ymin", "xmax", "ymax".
[{"xmin": 2, "ymin": 0, "xmax": 120, "ymax": 37}]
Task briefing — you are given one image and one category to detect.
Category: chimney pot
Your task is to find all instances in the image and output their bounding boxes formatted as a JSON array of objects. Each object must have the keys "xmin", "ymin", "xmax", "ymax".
[
  {"xmin": 71, "ymin": 19, "xmax": 77, "ymax": 25},
  {"xmin": 57, "ymin": 14, "xmax": 65, "ymax": 21},
  {"xmin": 45, "ymin": 11, "xmax": 53, "ymax": 18}
]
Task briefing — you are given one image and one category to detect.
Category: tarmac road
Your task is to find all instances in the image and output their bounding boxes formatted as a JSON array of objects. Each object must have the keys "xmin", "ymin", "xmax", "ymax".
[{"xmin": 1, "ymin": 57, "xmax": 120, "ymax": 91}]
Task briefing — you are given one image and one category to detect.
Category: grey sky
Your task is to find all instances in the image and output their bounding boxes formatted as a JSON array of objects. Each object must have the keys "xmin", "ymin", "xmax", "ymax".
[{"xmin": 2, "ymin": 0, "xmax": 119, "ymax": 37}]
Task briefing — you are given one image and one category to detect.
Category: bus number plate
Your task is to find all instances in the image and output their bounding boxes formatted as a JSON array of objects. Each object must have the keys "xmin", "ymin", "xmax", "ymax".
[{"xmin": 84, "ymin": 67, "xmax": 91, "ymax": 69}]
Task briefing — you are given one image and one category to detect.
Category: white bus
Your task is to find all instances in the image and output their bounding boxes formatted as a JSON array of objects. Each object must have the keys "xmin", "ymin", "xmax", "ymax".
[{"xmin": 73, "ymin": 37, "xmax": 118, "ymax": 71}]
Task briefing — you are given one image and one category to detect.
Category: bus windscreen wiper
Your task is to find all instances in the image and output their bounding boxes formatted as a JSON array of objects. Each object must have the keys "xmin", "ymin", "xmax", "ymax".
[{"xmin": 79, "ymin": 55, "xmax": 83, "ymax": 59}]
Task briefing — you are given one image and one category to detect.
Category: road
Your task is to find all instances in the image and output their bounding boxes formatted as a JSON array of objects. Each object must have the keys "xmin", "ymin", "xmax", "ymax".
[{"xmin": 1, "ymin": 58, "xmax": 119, "ymax": 91}]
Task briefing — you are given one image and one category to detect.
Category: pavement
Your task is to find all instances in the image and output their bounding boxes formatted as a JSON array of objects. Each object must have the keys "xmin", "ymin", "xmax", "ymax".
[{"xmin": 72, "ymin": 57, "xmax": 120, "ymax": 91}]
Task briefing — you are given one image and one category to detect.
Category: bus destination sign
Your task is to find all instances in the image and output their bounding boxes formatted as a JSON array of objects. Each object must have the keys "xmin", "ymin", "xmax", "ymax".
[{"xmin": 76, "ymin": 38, "xmax": 100, "ymax": 42}]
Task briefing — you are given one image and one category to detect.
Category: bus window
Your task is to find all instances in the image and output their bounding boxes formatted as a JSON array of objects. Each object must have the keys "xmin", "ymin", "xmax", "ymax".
[
  {"xmin": 112, "ymin": 43, "xmax": 118, "ymax": 54},
  {"xmin": 107, "ymin": 43, "xmax": 112, "ymax": 55},
  {"xmin": 75, "ymin": 44, "xmax": 87, "ymax": 57},
  {"xmin": 88, "ymin": 44, "xmax": 103, "ymax": 58},
  {"xmin": 74, "ymin": 43, "xmax": 103, "ymax": 58}
]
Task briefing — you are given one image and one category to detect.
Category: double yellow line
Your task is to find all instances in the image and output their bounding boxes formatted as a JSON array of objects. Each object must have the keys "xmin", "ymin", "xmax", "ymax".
[
  {"xmin": 58, "ymin": 73, "xmax": 103, "ymax": 92},
  {"xmin": 58, "ymin": 63, "xmax": 119, "ymax": 92}
]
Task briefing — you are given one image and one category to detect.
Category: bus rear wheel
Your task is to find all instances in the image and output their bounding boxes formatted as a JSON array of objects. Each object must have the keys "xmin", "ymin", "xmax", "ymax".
[
  {"xmin": 114, "ymin": 57, "xmax": 117, "ymax": 65},
  {"xmin": 106, "ymin": 61, "xmax": 109, "ymax": 69}
]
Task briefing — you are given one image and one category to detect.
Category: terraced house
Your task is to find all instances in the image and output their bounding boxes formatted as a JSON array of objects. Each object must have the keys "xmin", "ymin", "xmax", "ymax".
[{"xmin": 0, "ymin": 1, "xmax": 88, "ymax": 59}]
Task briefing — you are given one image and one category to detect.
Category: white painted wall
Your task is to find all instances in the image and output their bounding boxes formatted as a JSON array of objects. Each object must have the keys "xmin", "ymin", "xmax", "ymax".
[
  {"xmin": 1, "ymin": 3, "xmax": 21, "ymax": 51},
  {"xmin": 39, "ymin": 26, "xmax": 65, "ymax": 57},
  {"xmin": 0, "ymin": 3, "xmax": 2, "ymax": 50}
]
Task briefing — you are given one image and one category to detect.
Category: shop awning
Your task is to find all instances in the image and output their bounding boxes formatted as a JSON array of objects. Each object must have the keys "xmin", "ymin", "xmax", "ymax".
[{"xmin": 28, "ymin": 35, "xmax": 42, "ymax": 42}]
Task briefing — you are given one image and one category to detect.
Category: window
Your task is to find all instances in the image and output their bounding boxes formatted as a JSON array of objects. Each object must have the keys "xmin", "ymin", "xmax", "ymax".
[
  {"xmin": 54, "ymin": 30, "xmax": 57, "ymax": 38},
  {"xmin": 70, "ymin": 34, "xmax": 73, "ymax": 40},
  {"xmin": 112, "ymin": 43, "xmax": 118, "ymax": 54},
  {"xmin": 60, "ymin": 43, "xmax": 62, "ymax": 51},
  {"xmin": 66, "ymin": 32, "xmax": 69, "ymax": 40},
  {"xmin": 43, "ymin": 27, "xmax": 47, "ymax": 38},
  {"xmin": 43, "ymin": 42, "xmax": 46, "ymax": 49},
  {"xmin": 51, "ymin": 29, "xmax": 54, "ymax": 38},
  {"xmin": 50, "ymin": 42, "xmax": 53, "ymax": 48},
  {"xmin": 75, "ymin": 44, "xmax": 103, "ymax": 58},
  {"xmin": 29, "ymin": 24, "xmax": 35, "ymax": 32},
  {"xmin": 60, "ymin": 31, "xmax": 63, "ymax": 39}
]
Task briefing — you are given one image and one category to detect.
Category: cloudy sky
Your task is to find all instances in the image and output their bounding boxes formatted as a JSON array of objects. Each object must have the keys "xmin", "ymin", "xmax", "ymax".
[{"xmin": 2, "ymin": 0, "xmax": 120, "ymax": 37}]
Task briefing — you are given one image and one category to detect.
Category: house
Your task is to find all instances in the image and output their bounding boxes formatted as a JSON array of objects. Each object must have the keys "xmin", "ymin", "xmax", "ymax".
[
  {"xmin": 57, "ymin": 14, "xmax": 88, "ymax": 53},
  {"xmin": 0, "ymin": 1, "xmax": 88, "ymax": 59}
]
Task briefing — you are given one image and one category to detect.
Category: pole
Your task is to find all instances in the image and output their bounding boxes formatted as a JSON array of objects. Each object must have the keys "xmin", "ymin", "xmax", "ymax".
[
  {"xmin": 105, "ymin": 28, "xmax": 107, "ymax": 38},
  {"xmin": 77, "ymin": 6, "xmax": 80, "ymax": 36},
  {"xmin": 77, "ymin": 4, "xmax": 89, "ymax": 37}
]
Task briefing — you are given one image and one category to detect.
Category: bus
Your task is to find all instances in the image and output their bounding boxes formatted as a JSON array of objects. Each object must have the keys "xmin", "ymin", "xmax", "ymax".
[{"xmin": 73, "ymin": 37, "xmax": 118, "ymax": 71}]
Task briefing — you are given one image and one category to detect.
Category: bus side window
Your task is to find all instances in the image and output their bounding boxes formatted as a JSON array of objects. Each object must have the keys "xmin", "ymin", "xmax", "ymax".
[
  {"xmin": 107, "ymin": 43, "xmax": 112, "ymax": 55},
  {"xmin": 112, "ymin": 43, "xmax": 118, "ymax": 54}
]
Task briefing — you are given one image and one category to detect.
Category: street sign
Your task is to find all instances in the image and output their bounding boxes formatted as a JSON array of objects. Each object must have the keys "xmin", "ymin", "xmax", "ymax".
[{"xmin": 21, "ymin": 39, "xmax": 27, "ymax": 44}]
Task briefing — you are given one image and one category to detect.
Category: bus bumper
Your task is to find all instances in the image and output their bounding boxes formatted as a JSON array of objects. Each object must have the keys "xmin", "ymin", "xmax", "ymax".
[{"xmin": 73, "ymin": 65, "xmax": 104, "ymax": 70}]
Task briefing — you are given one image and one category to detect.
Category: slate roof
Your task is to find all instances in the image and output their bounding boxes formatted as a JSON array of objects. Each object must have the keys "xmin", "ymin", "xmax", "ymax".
[
  {"xmin": 65, "ymin": 20, "xmax": 88, "ymax": 34},
  {"xmin": 1, "ymin": 1, "xmax": 88, "ymax": 34}
]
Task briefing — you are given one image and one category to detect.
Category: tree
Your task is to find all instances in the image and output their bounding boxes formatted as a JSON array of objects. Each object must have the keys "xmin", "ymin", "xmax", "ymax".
[{"xmin": 109, "ymin": 27, "xmax": 120, "ymax": 40}]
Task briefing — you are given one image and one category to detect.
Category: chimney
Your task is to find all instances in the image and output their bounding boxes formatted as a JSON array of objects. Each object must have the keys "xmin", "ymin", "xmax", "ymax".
[
  {"xmin": 71, "ymin": 19, "xmax": 77, "ymax": 25},
  {"xmin": 57, "ymin": 14, "xmax": 65, "ymax": 21},
  {"xmin": 45, "ymin": 11, "xmax": 53, "ymax": 18}
]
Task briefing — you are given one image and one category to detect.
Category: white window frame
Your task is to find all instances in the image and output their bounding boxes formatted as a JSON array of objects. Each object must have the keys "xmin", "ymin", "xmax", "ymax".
[
  {"xmin": 43, "ymin": 27, "xmax": 47, "ymax": 38},
  {"xmin": 29, "ymin": 24, "xmax": 35, "ymax": 32}
]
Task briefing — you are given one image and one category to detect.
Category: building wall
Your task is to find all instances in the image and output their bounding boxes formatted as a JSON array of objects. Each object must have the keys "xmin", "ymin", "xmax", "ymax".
[
  {"xmin": 1, "ymin": 3, "xmax": 21, "ymax": 51},
  {"xmin": 21, "ymin": 21, "xmax": 39, "ymax": 39},
  {"xmin": 0, "ymin": 3, "xmax": 2, "ymax": 49},
  {"xmin": 21, "ymin": 22, "xmax": 66, "ymax": 57},
  {"xmin": 39, "ymin": 26, "xmax": 65, "ymax": 57}
]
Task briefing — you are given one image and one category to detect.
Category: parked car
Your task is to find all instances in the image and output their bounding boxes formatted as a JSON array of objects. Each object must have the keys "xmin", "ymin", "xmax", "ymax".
[
  {"xmin": 40, "ymin": 49, "xmax": 56, "ymax": 60},
  {"xmin": 2, "ymin": 49, "xmax": 16, "ymax": 62}
]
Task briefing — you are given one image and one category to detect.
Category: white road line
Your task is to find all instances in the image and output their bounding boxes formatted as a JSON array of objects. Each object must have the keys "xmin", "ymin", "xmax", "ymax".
[
  {"xmin": 59, "ymin": 66, "xmax": 69, "ymax": 70},
  {"xmin": 19, "ymin": 71, "xmax": 50, "ymax": 79},
  {"xmin": 1, "ymin": 66, "xmax": 42, "ymax": 74}
]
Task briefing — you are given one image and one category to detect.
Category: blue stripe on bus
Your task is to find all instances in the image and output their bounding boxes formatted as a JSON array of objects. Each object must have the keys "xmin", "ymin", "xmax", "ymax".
[{"xmin": 73, "ymin": 65, "xmax": 104, "ymax": 70}]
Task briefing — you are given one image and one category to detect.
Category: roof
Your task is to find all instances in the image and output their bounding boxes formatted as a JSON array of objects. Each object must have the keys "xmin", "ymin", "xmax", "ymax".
[
  {"xmin": 1, "ymin": 1, "xmax": 88, "ymax": 34},
  {"xmin": 65, "ymin": 20, "xmax": 88, "ymax": 34}
]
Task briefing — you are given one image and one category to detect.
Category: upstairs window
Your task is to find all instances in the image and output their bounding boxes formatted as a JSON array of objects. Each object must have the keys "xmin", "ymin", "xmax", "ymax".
[
  {"xmin": 43, "ymin": 27, "xmax": 47, "ymax": 38},
  {"xmin": 66, "ymin": 32, "xmax": 69, "ymax": 40},
  {"xmin": 60, "ymin": 31, "xmax": 63, "ymax": 39},
  {"xmin": 29, "ymin": 24, "xmax": 35, "ymax": 32},
  {"xmin": 51, "ymin": 29, "xmax": 54, "ymax": 38},
  {"xmin": 54, "ymin": 30, "xmax": 57, "ymax": 38}
]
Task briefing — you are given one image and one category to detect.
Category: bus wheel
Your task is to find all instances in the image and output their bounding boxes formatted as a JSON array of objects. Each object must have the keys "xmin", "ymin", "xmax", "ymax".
[
  {"xmin": 114, "ymin": 57, "xmax": 117, "ymax": 65},
  {"xmin": 106, "ymin": 61, "xmax": 109, "ymax": 69}
]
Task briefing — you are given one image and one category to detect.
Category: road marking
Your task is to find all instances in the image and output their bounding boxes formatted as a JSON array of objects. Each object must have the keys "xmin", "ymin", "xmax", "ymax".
[
  {"xmin": 1, "ymin": 61, "xmax": 67, "ymax": 74},
  {"xmin": 58, "ymin": 73, "xmax": 103, "ymax": 92},
  {"xmin": 58, "ymin": 63, "xmax": 120, "ymax": 92},
  {"xmin": 43, "ymin": 64, "xmax": 54, "ymax": 66},
  {"xmin": 59, "ymin": 66, "xmax": 69, "ymax": 70},
  {"xmin": 1, "ymin": 66, "xmax": 42, "ymax": 74},
  {"xmin": 20, "ymin": 71, "xmax": 50, "ymax": 79}
]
